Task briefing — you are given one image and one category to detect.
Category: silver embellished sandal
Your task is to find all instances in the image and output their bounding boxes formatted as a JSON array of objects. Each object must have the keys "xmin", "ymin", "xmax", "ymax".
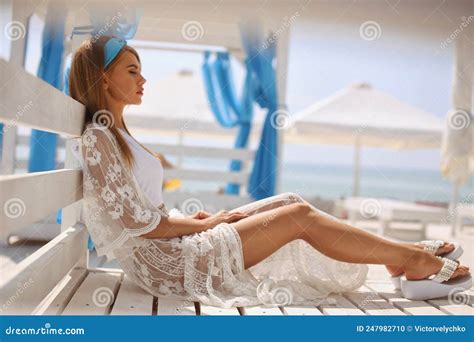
[
  {"xmin": 390, "ymin": 240, "xmax": 463, "ymax": 290},
  {"xmin": 400, "ymin": 256, "xmax": 472, "ymax": 301}
]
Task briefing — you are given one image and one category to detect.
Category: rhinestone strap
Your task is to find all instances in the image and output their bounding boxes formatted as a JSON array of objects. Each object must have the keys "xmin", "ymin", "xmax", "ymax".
[
  {"xmin": 431, "ymin": 256, "xmax": 458, "ymax": 283},
  {"xmin": 416, "ymin": 239, "xmax": 445, "ymax": 255}
]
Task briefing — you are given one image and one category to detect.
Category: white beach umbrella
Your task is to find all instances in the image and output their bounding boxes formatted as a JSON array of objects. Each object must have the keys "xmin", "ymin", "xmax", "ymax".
[{"xmin": 286, "ymin": 82, "xmax": 444, "ymax": 196}]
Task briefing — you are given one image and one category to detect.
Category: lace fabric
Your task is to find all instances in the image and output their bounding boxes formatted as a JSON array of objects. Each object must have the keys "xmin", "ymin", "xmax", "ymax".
[{"xmin": 78, "ymin": 125, "xmax": 368, "ymax": 308}]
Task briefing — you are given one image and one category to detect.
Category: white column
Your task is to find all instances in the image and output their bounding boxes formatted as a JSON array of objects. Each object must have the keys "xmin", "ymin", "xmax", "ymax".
[
  {"xmin": 1, "ymin": 0, "xmax": 28, "ymax": 175},
  {"xmin": 275, "ymin": 26, "xmax": 290, "ymax": 195},
  {"xmin": 446, "ymin": 19, "xmax": 473, "ymax": 236}
]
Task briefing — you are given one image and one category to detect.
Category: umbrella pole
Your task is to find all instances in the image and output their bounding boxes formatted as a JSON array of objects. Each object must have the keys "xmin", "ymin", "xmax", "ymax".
[
  {"xmin": 353, "ymin": 135, "xmax": 361, "ymax": 197},
  {"xmin": 450, "ymin": 181, "xmax": 460, "ymax": 237},
  {"xmin": 178, "ymin": 129, "xmax": 184, "ymax": 168}
]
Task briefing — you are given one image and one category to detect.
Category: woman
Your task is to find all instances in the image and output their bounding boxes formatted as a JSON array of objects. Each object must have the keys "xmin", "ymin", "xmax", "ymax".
[{"xmin": 70, "ymin": 35, "xmax": 471, "ymax": 308}]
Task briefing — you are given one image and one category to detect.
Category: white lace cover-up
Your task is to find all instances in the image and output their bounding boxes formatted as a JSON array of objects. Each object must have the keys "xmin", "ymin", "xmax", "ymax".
[{"xmin": 76, "ymin": 124, "xmax": 368, "ymax": 308}]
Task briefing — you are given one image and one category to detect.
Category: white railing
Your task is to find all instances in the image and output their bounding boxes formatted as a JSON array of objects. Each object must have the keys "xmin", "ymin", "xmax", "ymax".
[
  {"xmin": 0, "ymin": 57, "xmax": 87, "ymax": 314},
  {"xmin": 0, "ymin": 57, "xmax": 255, "ymax": 314}
]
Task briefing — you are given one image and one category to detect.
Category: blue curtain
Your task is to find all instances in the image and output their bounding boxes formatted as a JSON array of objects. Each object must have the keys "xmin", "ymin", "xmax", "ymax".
[
  {"xmin": 27, "ymin": 4, "xmax": 67, "ymax": 174},
  {"xmin": 202, "ymin": 21, "xmax": 279, "ymax": 200},
  {"xmin": 240, "ymin": 20, "xmax": 279, "ymax": 200},
  {"xmin": 26, "ymin": 4, "xmax": 66, "ymax": 224},
  {"xmin": 202, "ymin": 52, "xmax": 254, "ymax": 194},
  {"xmin": 0, "ymin": 123, "xmax": 3, "ymax": 155}
]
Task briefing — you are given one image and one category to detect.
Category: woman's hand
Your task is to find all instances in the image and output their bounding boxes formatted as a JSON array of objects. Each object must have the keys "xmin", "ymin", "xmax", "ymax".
[
  {"xmin": 201, "ymin": 210, "xmax": 249, "ymax": 230},
  {"xmin": 190, "ymin": 210, "xmax": 212, "ymax": 220}
]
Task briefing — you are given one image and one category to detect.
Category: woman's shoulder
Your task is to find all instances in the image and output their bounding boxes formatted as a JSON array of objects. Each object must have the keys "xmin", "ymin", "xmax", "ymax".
[{"xmin": 81, "ymin": 123, "xmax": 117, "ymax": 149}]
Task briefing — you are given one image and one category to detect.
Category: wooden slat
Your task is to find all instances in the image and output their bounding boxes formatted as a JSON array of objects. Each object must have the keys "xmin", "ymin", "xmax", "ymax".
[
  {"xmin": 0, "ymin": 225, "xmax": 88, "ymax": 314},
  {"xmin": 317, "ymin": 294, "xmax": 365, "ymax": 315},
  {"xmin": 156, "ymin": 297, "xmax": 197, "ymax": 315},
  {"xmin": 16, "ymin": 135, "xmax": 255, "ymax": 161},
  {"xmin": 281, "ymin": 305, "xmax": 323, "ymax": 315},
  {"xmin": 164, "ymin": 169, "xmax": 248, "ymax": 184},
  {"xmin": 110, "ymin": 275, "xmax": 154, "ymax": 315},
  {"xmin": 136, "ymin": 16, "xmax": 243, "ymax": 51},
  {"xmin": 427, "ymin": 298, "xmax": 474, "ymax": 315},
  {"xmin": 0, "ymin": 169, "xmax": 83, "ymax": 235},
  {"xmin": 17, "ymin": 134, "xmax": 66, "ymax": 148},
  {"xmin": 240, "ymin": 305, "xmax": 284, "ymax": 315},
  {"xmin": 199, "ymin": 304, "xmax": 241, "ymax": 315},
  {"xmin": 146, "ymin": 143, "xmax": 254, "ymax": 160},
  {"xmin": 344, "ymin": 286, "xmax": 405, "ymax": 315},
  {"xmin": 164, "ymin": 191, "xmax": 252, "ymax": 211},
  {"xmin": 0, "ymin": 58, "xmax": 85, "ymax": 136},
  {"xmin": 33, "ymin": 267, "xmax": 88, "ymax": 315},
  {"xmin": 62, "ymin": 271, "xmax": 122, "ymax": 315},
  {"xmin": 365, "ymin": 280, "xmax": 446, "ymax": 315}
]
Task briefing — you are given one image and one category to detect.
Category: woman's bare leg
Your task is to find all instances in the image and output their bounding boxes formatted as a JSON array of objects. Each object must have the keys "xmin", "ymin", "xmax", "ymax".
[{"xmin": 231, "ymin": 193, "xmax": 469, "ymax": 280}]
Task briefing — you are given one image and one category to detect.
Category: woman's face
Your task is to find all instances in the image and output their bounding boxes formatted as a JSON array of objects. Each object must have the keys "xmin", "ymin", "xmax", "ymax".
[{"xmin": 104, "ymin": 50, "xmax": 146, "ymax": 106}]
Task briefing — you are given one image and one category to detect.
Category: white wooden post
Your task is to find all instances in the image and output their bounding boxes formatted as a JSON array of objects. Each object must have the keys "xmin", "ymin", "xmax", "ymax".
[
  {"xmin": 1, "ymin": 0, "xmax": 28, "ymax": 175},
  {"xmin": 60, "ymin": 19, "xmax": 91, "ymax": 270}
]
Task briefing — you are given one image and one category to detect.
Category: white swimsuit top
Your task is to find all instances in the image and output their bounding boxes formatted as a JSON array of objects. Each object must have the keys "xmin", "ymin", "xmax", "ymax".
[{"xmin": 117, "ymin": 128, "xmax": 164, "ymax": 207}]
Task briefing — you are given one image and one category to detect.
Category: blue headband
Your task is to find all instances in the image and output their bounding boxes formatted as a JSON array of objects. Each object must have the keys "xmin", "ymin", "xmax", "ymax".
[{"xmin": 104, "ymin": 37, "xmax": 127, "ymax": 68}]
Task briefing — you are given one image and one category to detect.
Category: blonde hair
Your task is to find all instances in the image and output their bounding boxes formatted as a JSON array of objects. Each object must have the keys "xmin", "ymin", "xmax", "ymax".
[{"xmin": 69, "ymin": 35, "xmax": 139, "ymax": 168}]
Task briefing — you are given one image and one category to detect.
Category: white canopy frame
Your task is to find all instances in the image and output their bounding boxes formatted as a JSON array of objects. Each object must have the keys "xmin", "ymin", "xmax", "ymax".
[{"xmin": 1, "ymin": 0, "xmax": 293, "ymax": 195}]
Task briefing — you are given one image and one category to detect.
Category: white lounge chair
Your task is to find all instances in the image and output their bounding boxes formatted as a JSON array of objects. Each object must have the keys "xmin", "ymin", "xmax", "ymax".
[{"xmin": 334, "ymin": 196, "xmax": 449, "ymax": 240}]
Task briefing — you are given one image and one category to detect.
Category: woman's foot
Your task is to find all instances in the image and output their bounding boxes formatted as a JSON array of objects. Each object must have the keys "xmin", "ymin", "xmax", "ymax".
[
  {"xmin": 403, "ymin": 250, "xmax": 470, "ymax": 281},
  {"xmin": 385, "ymin": 241, "xmax": 456, "ymax": 277}
]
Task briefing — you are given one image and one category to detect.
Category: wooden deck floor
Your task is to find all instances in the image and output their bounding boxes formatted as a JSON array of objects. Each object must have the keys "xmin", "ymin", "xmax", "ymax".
[
  {"xmin": 3, "ymin": 221, "xmax": 474, "ymax": 316},
  {"xmin": 30, "ymin": 266, "xmax": 473, "ymax": 316}
]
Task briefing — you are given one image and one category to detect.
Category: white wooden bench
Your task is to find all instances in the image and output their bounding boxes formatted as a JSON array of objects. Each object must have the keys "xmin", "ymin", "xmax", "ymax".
[
  {"xmin": 1, "ymin": 58, "xmax": 473, "ymax": 316},
  {"xmin": 13, "ymin": 131, "xmax": 255, "ymax": 213},
  {"xmin": 8, "ymin": 128, "xmax": 254, "ymax": 242}
]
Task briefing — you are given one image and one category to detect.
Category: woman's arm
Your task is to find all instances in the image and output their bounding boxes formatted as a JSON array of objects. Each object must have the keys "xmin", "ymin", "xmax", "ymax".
[
  {"xmin": 141, "ymin": 216, "xmax": 207, "ymax": 239},
  {"xmin": 142, "ymin": 210, "xmax": 249, "ymax": 239}
]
